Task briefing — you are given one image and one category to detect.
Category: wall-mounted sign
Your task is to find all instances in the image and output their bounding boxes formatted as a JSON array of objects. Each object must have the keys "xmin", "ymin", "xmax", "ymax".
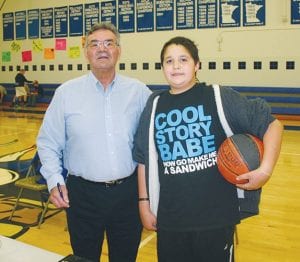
[{"xmin": 219, "ymin": 0, "xmax": 240, "ymax": 28}]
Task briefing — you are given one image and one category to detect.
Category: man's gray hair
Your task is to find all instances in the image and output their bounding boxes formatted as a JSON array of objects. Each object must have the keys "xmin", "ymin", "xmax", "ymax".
[{"xmin": 85, "ymin": 22, "xmax": 120, "ymax": 47}]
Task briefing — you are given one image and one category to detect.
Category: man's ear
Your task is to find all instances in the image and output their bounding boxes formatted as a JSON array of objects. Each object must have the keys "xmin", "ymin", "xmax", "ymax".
[
  {"xmin": 117, "ymin": 46, "xmax": 121, "ymax": 60},
  {"xmin": 84, "ymin": 47, "xmax": 88, "ymax": 60}
]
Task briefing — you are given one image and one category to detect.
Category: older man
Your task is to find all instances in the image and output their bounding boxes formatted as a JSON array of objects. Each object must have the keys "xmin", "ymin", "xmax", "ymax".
[{"xmin": 37, "ymin": 22, "xmax": 151, "ymax": 262}]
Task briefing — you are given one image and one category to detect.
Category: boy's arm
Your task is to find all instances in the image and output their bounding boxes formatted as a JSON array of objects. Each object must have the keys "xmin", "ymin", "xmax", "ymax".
[{"xmin": 138, "ymin": 164, "xmax": 157, "ymax": 231}]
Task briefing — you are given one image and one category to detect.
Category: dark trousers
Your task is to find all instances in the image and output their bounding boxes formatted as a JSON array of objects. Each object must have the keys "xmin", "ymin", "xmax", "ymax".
[
  {"xmin": 157, "ymin": 226, "xmax": 235, "ymax": 262},
  {"xmin": 66, "ymin": 173, "xmax": 142, "ymax": 262}
]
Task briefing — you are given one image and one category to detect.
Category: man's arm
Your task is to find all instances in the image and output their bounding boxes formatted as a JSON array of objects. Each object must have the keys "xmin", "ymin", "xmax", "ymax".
[{"xmin": 37, "ymin": 87, "xmax": 69, "ymax": 207}]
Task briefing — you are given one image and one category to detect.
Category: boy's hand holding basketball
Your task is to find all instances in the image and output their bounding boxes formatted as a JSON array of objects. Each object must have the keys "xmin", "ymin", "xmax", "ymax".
[
  {"xmin": 236, "ymin": 167, "xmax": 271, "ymax": 190},
  {"xmin": 217, "ymin": 134, "xmax": 264, "ymax": 186}
]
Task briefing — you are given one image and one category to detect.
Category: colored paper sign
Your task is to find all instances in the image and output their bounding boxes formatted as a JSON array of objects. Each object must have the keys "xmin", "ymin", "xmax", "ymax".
[
  {"xmin": 56, "ymin": 39, "xmax": 67, "ymax": 50},
  {"xmin": 22, "ymin": 50, "xmax": 32, "ymax": 62},
  {"xmin": 68, "ymin": 46, "xmax": 80, "ymax": 58},
  {"xmin": 32, "ymin": 39, "xmax": 43, "ymax": 52},
  {"xmin": 11, "ymin": 41, "xmax": 21, "ymax": 52},
  {"xmin": 2, "ymin": 51, "xmax": 11, "ymax": 62},
  {"xmin": 44, "ymin": 48, "xmax": 55, "ymax": 59},
  {"xmin": 81, "ymin": 36, "xmax": 86, "ymax": 48}
]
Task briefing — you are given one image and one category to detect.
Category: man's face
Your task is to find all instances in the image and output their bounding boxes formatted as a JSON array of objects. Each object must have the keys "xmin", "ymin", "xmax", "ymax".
[{"xmin": 85, "ymin": 29, "xmax": 121, "ymax": 72}]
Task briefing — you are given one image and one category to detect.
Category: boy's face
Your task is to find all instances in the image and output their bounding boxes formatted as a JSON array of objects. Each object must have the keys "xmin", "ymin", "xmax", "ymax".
[{"xmin": 162, "ymin": 44, "xmax": 199, "ymax": 94}]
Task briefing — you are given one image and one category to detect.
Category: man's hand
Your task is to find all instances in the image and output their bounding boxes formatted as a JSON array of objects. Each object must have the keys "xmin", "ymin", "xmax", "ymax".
[{"xmin": 50, "ymin": 184, "xmax": 70, "ymax": 208}]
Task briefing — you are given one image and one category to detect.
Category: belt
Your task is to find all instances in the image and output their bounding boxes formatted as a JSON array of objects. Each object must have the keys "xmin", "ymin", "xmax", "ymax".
[{"xmin": 71, "ymin": 173, "xmax": 135, "ymax": 188}]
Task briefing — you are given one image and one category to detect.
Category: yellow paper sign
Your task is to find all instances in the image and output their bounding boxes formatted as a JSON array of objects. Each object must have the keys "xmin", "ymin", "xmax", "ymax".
[
  {"xmin": 32, "ymin": 40, "xmax": 43, "ymax": 52},
  {"xmin": 11, "ymin": 41, "xmax": 21, "ymax": 52},
  {"xmin": 68, "ymin": 46, "xmax": 80, "ymax": 59}
]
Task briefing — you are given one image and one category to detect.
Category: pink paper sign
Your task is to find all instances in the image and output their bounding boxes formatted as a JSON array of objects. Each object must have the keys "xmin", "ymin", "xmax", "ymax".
[{"xmin": 56, "ymin": 39, "xmax": 67, "ymax": 50}]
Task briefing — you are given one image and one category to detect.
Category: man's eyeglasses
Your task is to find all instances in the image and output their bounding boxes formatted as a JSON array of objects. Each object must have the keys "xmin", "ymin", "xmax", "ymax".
[{"xmin": 87, "ymin": 39, "xmax": 119, "ymax": 49}]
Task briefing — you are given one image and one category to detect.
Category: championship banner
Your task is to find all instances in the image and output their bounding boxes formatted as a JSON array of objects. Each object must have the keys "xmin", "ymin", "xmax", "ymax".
[
  {"xmin": 118, "ymin": 0, "xmax": 135, "ymax": 33},
  {"xmin": 243, "ymin": 0, "xmax": 265, "ymax": 26},
  {"xmin": 3, "ymin": 13, "xmax": 14, "ymax": 41},
  {"xmin": 85, "ymin": 3, "xmax": 100, "ymax": 34},
  {"xmin": 137, "ymin": 0, "xmax": 154, "ymax": 32},
  {"xmin": 291, "ymin": 0, "xmax": 300, "ymax": 24},
  {"xmin": 55, "ymin": 6, "xmax": 68, "ymax": 38},
  {"xmin": 197, "ymin": 0, "xmax": 217, "ymax": 29},
  {"xmin": 156, "ymin": 0, "xmax": 174, "ymax": 31},
  {"xmin": 69, "ymin": 4, "xmax": 83, "ymax": 36},
  {"xmin": 40, "ymin": 8, "xmax": 54, "ymax": 39},
  {"xmin": 15, "ymin": 11, "xmax": 26, "ymax": 40},
  {"xmin": 219, "ymin": 0, "xmax": 240, "ymax": 28},
  {"xmin": 28, "ymin": 9, "xmax": 39, "ymax": 39}
]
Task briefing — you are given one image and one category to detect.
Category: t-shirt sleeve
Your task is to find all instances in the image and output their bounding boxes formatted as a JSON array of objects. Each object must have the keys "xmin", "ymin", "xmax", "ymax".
[
  {"xmin": 133, "ymin": 110, "xmax": 147, "ymax": 164},
  {"xmin": 133, "ymin": 95, "xmax": 155, "ymax": 164},
  {"xmin": 220, "ymin": 86, "xmax": 275, "ymax": 139}
]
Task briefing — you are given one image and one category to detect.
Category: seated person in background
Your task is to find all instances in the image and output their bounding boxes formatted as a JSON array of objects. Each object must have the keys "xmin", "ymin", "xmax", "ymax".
[
  {"xmin": 27, "ymin": 80, "xmax": 40, "ymax": 106},
  {"xmin": 33, "ymin": 80, "xmax": 44, "ymax": 97},
  {"xmin": 0, "ymin": 85, "xmax": 7, "ymax": 104}
]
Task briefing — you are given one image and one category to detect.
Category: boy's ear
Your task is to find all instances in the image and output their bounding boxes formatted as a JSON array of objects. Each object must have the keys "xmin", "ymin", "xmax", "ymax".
[{"xmin": 195, "ymin": 61, "xmax": 200, "ymax": 71}]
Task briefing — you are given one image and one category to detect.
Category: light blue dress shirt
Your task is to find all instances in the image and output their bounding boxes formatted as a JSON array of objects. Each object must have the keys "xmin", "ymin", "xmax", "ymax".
[{"xmin": 37, "ymin": 72, "xmax": 151, "ymax": 191}]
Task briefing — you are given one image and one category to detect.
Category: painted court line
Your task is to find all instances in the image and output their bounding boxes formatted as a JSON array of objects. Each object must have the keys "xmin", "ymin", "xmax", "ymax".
[
  {"xmin": 0, "ymin": 139, "xmax": 18, "ymax": 146},
  {"xmin": 139, "ymin": 232, "xmax": 156, "ymax": 249},
  {"xmin": 281, "ymin": 152, "xmax": 300, "ymax": 156}
]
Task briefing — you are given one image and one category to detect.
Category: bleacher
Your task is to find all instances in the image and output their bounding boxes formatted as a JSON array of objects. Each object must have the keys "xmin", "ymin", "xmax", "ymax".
[
  {"xmin": 1, "ymin": 83, "xmax": 300, "ymax": 120},
  {"xmin": 1, "ymin": 83, "xmax": 59, "ymax": 105},
  {"xmin": 229, "ymin": 86, "xmax": 300, "ymax": 116},
  {"xmin": 149, "ymin": 85, "xmax": 300, "ymax": 119}
]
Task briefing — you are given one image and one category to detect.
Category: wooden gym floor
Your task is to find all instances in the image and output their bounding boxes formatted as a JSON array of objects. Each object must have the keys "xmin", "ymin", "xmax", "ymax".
[{"xmin": 0, "ymin": 106, "xmax": 300, "ymax": 262}]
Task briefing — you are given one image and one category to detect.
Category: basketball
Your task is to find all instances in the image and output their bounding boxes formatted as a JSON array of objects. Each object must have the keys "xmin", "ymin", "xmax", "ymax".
[{"xmin": 217, "ymin": 134, "xmax": 264, "ymax": 184}]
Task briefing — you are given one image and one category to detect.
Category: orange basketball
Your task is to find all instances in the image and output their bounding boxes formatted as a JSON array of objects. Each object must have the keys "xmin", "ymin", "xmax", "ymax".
[{"xmin": 217, "ymin": 134, "xmax": 264, "ymax": 184}]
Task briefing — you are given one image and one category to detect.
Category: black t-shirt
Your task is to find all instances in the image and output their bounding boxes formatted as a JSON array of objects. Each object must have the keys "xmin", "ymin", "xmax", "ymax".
[{"xmin": 154, "ymin": 83, "xmax": 240, "ymax": 231}]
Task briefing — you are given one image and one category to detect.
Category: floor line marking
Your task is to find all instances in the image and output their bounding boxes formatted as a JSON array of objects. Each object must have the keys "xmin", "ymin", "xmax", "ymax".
[
  {"xmin": 0, "ymin": 139, "xmax": 18, "ymax": 147},
  {"xmin": 139, "ymin": 232, "xmax": 156, "ymax": 249}
]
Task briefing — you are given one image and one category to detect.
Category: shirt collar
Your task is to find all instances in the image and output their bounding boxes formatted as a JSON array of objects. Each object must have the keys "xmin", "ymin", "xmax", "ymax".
[{"xmin": 88, "ymin": 71, "xmax": 118, "ymax": 92}]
